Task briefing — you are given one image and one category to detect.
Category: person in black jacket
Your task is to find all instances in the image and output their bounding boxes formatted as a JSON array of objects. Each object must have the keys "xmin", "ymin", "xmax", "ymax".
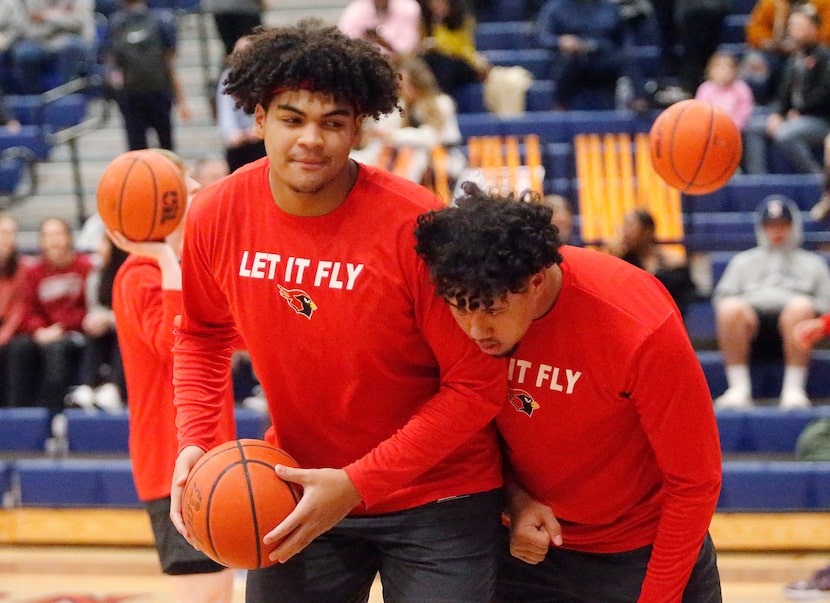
[{"xmin": 743, "ymin": 4, "xmax": 830, "ymax": 174}]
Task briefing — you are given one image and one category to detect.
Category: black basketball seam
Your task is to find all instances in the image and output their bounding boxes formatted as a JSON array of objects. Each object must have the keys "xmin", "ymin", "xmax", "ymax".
[
  {"xmin": 135, "ymin": 156, "xmax": 160, "ymax": 242},
  {"xmin": 117, "ymin": 157, "xmax": 141, "ymax": 239},
  {"xmin": 239, "ymin": 440, "xmax": 264, "ymax": 569},
  {"xmin": 670, "ymin": 103, "xmax": 713, "ymax": 192},
  {"xmin": 205, "ymin": 462, "xmax": 241, "ymax": 565}
]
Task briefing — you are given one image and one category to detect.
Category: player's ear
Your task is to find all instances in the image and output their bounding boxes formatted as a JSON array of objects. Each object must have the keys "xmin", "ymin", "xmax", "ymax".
[{"xmin": 253, "ymin": 104, "xmax": 267, "ymax": 137}]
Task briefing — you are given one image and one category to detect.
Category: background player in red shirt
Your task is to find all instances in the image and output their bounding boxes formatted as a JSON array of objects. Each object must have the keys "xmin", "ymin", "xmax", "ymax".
[
  {"xmin": 414, "ymin": 183, "xmax": 723, "ymax": 602},
  {"xmin": 110, "ymin": 149, "xmax": 236, "ymax": 603},
  {"xmin": 169, "ymin": 20, "xmax": 508, "ymax": 602}
]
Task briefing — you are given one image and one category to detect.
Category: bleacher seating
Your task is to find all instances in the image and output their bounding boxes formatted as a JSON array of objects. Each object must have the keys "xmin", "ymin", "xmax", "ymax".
[
  {"xmin": 699, "ymin": 350, "xmax": 830, "ymax": 400},
  {"xmin": 0, "ymin": 408, "xmax": 51, "ymax": 452},
  {"xmin": 15, "ymin": 458, "xmax": 140, "ymax": 507},
  {"xmin": 719, "ymin": 461, "xmax": 830, "ymax": 510},
  {"xmin": 717, "ymin": 407, "xmax": 830, "ymax": 453}
]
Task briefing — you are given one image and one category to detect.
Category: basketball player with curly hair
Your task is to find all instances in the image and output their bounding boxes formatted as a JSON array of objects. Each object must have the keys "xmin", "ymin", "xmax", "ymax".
[
  {"xmin": 169, "ymin": 21, "xmax": 507, "ymax": 602},
  {"xmin": 414, "ymin": 183, "xmax": 723, "ymax": 602}
]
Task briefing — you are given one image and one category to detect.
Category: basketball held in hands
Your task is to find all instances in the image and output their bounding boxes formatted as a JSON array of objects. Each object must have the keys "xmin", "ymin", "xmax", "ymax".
[{"xmin": 181, "ymin": 439, "xmax": 302, "ymax": 570}]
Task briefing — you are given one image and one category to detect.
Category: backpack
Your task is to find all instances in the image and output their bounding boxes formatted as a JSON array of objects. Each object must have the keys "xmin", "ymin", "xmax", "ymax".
[
  {"xmin": 795, "ymin": 418, "xmax": 830, "ymax": 461},
  {"xmin": 110, "ymin": 10, "xmax": 171, "ymax": 93}
]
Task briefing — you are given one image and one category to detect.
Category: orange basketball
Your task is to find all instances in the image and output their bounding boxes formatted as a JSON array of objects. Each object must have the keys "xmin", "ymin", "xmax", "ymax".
[
  {"xmin": 96, "ymin": 150, "xmax": 186, "ymax": 241},
  {"xmin": 181, "ymin": 439, "xmax": 302, "ymax": 570},
  {"xmin": 649, "ymin": 99, "xmax": 742, "ymax": 195}
]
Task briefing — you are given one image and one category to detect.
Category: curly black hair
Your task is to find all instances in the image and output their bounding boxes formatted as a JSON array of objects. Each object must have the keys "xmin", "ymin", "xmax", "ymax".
[
  {"xmin": 414, "ymin": 182, "xmax": 563, "ymax": 309},
  {"xmin": 223, "ymin": 19, "xmax": 401, "ymax": 118}
]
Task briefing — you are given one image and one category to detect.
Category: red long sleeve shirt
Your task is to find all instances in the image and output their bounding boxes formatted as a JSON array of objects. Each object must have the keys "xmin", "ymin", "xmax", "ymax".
[
  {"xmin": 18, "ymin": 254, "xmax": 92, "ymax": 334},
  {"xmin": 112, "ymin": 255, "xmax": 236, "ymax": 501},
  {"xmin": 499, "ymin": 246, "xmax": 722, "ymax": 601},
  {"xmin": 174, "ymin": 160, "xmax": 506, "ymax": 514}
]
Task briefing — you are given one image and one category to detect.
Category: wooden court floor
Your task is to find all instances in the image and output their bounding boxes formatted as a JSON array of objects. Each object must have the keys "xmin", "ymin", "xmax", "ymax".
[{"xmin": 1, "ymin": 545, "xmax": 829, "ymax": 602}]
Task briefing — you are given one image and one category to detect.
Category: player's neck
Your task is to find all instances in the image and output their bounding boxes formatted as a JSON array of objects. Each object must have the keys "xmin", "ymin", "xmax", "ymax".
[{"xmin": 271, "ymin": 160, "xmax": 359, "ymax": 217}]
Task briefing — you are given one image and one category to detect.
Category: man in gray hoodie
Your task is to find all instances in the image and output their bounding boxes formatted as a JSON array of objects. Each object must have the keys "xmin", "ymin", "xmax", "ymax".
[{"xmin": 713, "ymin": 195, "xmax": 830, "ymax": 409}]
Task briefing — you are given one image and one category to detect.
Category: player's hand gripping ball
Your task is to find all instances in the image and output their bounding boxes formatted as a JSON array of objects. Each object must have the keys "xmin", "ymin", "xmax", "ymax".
[
  {"xmin": 649, "ymin": 99, "xmax": 742, "ymax": 195},
  {"xmin": 181, "ymin": 439, "xmax": 302, "ymax": 569},
  {"xmin": 96, "ymin": 149, "xmax": 186, "ymax": 241}
]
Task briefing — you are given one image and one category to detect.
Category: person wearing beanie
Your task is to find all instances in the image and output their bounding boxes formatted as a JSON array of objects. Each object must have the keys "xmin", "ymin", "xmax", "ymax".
[{"xmin": 712, "ymin": 195, "xmax": 830, "ymax": 409}]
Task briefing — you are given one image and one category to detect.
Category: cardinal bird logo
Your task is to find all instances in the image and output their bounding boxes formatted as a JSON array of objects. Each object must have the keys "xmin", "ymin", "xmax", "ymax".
[
  {"xmin": 278, "ymin": 284, "xmax": 318, "ymax": 319},
  {"xmin": 508, "ymin": 389, "xmax": 540, "ymax": 417}
]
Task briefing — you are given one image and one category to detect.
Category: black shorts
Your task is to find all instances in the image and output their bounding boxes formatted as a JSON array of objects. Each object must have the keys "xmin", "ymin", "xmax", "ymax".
[
  {"xmin": 145, "ymin": 496, "xmax": 228, "ymax": 576},
  {"xmin": 495, "ymin": 529, "xmax": 722, "ymax": 602},
  {"xmin": 751, "ymin": 310, "xmax": 784, "ymax": 363}
]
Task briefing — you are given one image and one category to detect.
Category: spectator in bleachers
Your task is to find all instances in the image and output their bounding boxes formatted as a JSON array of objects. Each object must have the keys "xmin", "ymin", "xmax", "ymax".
[
  {"xmin": 418, "ymin": 0, "xmax": 490, "ymax": 102},
  {"xmin": 192, "ymin": 155, "xmax": 230, "ymax": 186},
  {"xmin": 5, "ymin": 217, "xmax": 93, "ymax": 414},
  {"xmin": 338, "ymin": 0, "xmax": 423, "ymax": 56},
  {"xmin": 106, "ymin": 0, "xmax": 191, "ymax": 151},
  {"xmin": 9, "ymin": 0, "xmax": 96, "ymax": 94},
  {"xmin": 0, "ymin": 214, "xmax": 31, "ymax": 404},
  {"xmin": 743, "ymin": 4, "xmax": 830, "ymax": 174},
  {"xmin": 535, "ymin": 0, "xmax": 624, "ymax": 110},
  {"xmin": 696, "ymin": 51, "xmax": 755, "ymax": 132},
  {"xmin": 712, "ymin": 195, "xmax": 830, "ymax": 409},
  {"xmin": 652, "ymin": 0, "xmax": 730, "ymax": 103},
  {"xmin": 742, "ymin": 0, "xmax": 830, "ymax": 104},
  {"xmin": 613, "ymin": 0, "xmax": 659, "ymax": 112},
  {"xmin": 65, "ymin": 232, "xmax": 128, "ymax": 413},
  {"xmin": 108, "ymin": 149, "xmax": 237, "ymax": 603},
  {"xmin": 216, "ymin": 35, "xmax": 265, "ymax": 172},
  {"xmin": 200, "ymin": 0, "xmax": 262, "ymax": 59},
  {"xmin": 540, "ymin": 193, "xmax": 576, "ymax": 245},
  {"xmin": 606, "ymin": 208, "xmax": 698, "ymax": 317},
  {"xmin": 352, "ymin": 54, "xmax": 464, "ymax": 186},
  {"xmin": 0, "ymin": 0, "xmax": 25, "ymax": 92}
]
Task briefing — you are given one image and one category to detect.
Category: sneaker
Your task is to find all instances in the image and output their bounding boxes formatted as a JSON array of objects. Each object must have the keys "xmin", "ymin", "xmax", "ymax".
[
  {"xmin": 780, "ymin": 387, "xmax": 812, "ymax": 410},
  {"xmin": 811, "ymin": 193, "xmax": 830, "ymax": 222},
  {"xmin": 242, "ymin": 394, "xmax": 268, "ymax": 414},
  {"xmin": 784, "ymin": 564, "xmax": 830, "ymax": 600},
  {"xmin": 64, "ymin": 385, "xmax": 96, "ymax": 413},
  {"xmin": 94, "ymin": 382, "xmax": 124, "ymax": 414},
  {"xmin": 714, "ymin": 387, "xmax": 753, "ymax": 409}
]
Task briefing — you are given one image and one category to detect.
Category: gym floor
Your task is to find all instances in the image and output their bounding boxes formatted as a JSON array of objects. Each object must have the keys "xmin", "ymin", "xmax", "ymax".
[{"xmin": 1, "ymin": 546, "xmax": 828, "ymax": 602}]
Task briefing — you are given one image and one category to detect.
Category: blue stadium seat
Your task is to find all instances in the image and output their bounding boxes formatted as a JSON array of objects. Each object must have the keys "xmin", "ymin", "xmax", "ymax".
[
  {"xmin": 15, "ymin": 458, "xmax": 140, "ymax": 507},
  {"xmin": 6, "ymin": 94, "xmax": 88, "ymax": 131},
  {"xmin": 235, "ymin": 408, "xmax": 270, "ymax": 440},
  {"xmin": 61, "ymin": 407, "xmax": 269, "ymax": 454},
  {"xmin": 698, "ymin": 350, "xmax": 830, "ymax": 400},
  {"xmin": 65, "ymin": 409, "xmax": 130, "ymax": 453},
  {"xmin": 687, "ymin": 174, "xmax": 823, "ymax": 213},
  {"xmin": 476, "ymin": 21, "xmax": 537, "ymax": 50},
  {"xmin": 716, "ymin": 407, "xmax": 830, "ymax": 453},
  {"xmin": 476, "ymin": 0, "xmax": 527, "ymax": 23},
  {"xmin": 481, "ymin": 49, "xmax": 550, "ymax": 79},
  {"xmin": 0, "ymin": 126, "xmax": 51, "ymax": 161},
  {"xmin": 718, "ymin": 461, "xmax": 822, "ymax": 510},
  {"xmin": 0, "ymin": 408, "xmax": 51, "ymax": 452},
  {"xmin": 454, "ymin": 80, "xmax": 556, "ymax": 114},
  {"xmin": 684, "ymin": 300, "xmax": 716, "ymax": 346}
]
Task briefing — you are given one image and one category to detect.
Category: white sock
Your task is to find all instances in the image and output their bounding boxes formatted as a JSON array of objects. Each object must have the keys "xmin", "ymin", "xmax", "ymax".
[
  {"xmin": 725, "ymin": 364, "xmax": 751, "ymax": 394},
  {"xmin": 782, "ymin": 365, "xmax": 808, "ymax": 393}
]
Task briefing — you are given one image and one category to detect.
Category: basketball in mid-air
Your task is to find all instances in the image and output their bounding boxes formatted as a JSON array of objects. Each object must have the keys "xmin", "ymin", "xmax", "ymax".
[
  {"xmin": 649, "ymin": 99, "xmax": 742, "ymax": 195},
  {"xmin": 96, "ymin": 150, "xmax": 186, "ymax": 241},
  {"xmin": 181, "ymin": 439, "xmax": 302, "ymax": 570}
]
